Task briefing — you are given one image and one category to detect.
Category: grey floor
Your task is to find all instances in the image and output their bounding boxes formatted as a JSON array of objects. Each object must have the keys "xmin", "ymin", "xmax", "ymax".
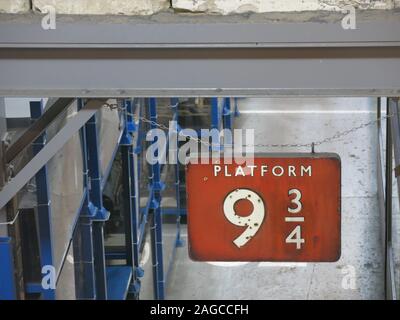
[{"xmin": 140, "ymin": 97, "xmax": 396, "ymax": 300}]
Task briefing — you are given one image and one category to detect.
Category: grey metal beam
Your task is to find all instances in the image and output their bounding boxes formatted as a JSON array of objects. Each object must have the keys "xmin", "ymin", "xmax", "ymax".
[
  {"xmin": 0, "ymin": 11, "xmax": 399, "ymax": 97},
  {"xmin": 0, "ymin": 99, "xmax": 105, "ymax": 210},
  {"xmin": 0, "ymin": 11, "xmax": 400, "ymax": 48},
  {"xmin": 0, "ymin": 47, "xmax": 400, "ymax": 97}
]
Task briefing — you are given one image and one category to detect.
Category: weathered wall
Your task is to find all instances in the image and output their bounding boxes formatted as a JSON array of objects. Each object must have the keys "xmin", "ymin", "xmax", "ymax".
[
  {"xmin": 0, "ymin": 0, "xmax": 399, "ymax": 15},
  {"xmin": 32, "ymin": 0, "xmax": 169, "ymax": 15},
  {"xmin": 0, "ymin": 0, "xmax": 30, "ymax": 13},
  {"xmin": 173, "ymin": 0, "xmax": 395, "ymax": 14}
]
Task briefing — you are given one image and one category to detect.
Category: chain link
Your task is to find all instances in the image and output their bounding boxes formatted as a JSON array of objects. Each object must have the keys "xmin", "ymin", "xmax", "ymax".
[{"xmin": 102, "ymin": 102, "xmax": 391, "ymax": 149}]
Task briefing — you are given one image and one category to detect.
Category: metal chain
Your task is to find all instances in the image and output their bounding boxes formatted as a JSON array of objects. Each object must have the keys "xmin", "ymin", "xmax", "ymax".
[
  {"xmin": 103, "ymin": 102, "xmax": 220, "ymax": 148},
  {"xmin": 102, "ymin": 102, "xmax": 392, "ymax": 149}
]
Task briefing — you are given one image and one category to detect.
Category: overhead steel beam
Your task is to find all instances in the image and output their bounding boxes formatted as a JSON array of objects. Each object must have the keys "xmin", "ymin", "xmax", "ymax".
[
  {"xmin": 0, "ymin": 47, "xmax": 399, "ymax": 98},
  {"xmin": 0, "ymin": 99, "xmax": 105, "ymax": 210},
  {"xmin": 1, "ymin": 11, "xmax": 400, "ymax": 48},
  {"xmin": 0, "ymin": 11, "xmax": 399, "ymax": 97}
]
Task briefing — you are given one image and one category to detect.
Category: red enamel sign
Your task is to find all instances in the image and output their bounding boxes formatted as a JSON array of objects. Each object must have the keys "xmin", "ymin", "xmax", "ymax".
[{"xmin": 186, "ymin": 154, "xmax": 341, "ymax": 262}]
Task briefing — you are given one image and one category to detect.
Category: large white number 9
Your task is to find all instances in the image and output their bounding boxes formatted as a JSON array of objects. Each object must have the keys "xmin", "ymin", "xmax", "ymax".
[{"xmin": 223, "ymin": 189, "xmax": 266, "ymax": 248}]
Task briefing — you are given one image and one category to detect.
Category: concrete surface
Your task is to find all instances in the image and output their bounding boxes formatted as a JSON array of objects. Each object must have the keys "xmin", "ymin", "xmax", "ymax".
[
  {"xmin": 173, "ymin": 0, "xmax": 394, "ymax": 14},
  {"xmin": 2, "ymin": 0, "xmax": 398, "ymax": 14},
  {"xmin": 0, "ymin": 0, "xmax": 29, "ymax": 13},
  {"xmin": 32, "ymin": 0, "xmax": 170, "ymax": 15},
  {"xmin": 138, "ymin": 97, "xmax": 391, "ymax": 300}
]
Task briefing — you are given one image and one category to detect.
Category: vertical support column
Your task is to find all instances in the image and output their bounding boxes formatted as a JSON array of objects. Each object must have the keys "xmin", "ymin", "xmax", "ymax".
[
  {"xmin": 0, "ymin": 237, "xmax": 16, "ymax": 300},
  {"xmin": 377, "ymin": 98, "xmax": 386, "ymax": 250},
  {"xmin": 129, "ymin": 101, "xmax": 144, "ymax": 296},
  {"xmin": 0, "ymin": 97, "xmax": 6, "ymax": 198},
  {"xmin": 223, "ymin": 98, "xmax": 233, "ymax": 131},
  {"xmin": 385, "ymin": 98, "xmax": 393, "ymax": 300},
  {"xmin": 0, "ymin": 99, "xmax": 15, "ymax": 300},
  {"xmin": 387, "ymin": 97, "xmax": 400, "ymax": 300},
  {"xmin": 171, "ymin": 98, "xmax": 183, "ymax": 247},
  {"xmin": 222, "ymin": 98, "xmax": 234, "ymax": 152},
  {"xmin": 211, "ymin": 98, "xmax": 222, "ymax": 152},
  {"xmin": 85, "ymin": 110, "xmax": 110, "ymax": 300},
  {"xmin": 73, "ymin": 98, "xmax": 96, "ymax": 300},
  {"xmin": 30, "ymin": 101, "xmax": 55, "ymax": 300},
  {"xmin": 211, "ymin": 98, "xmax": 220, "ymax": 131},
  {"xmin": 121, "ymin": 100, "xmax": 134, "ymax": 267},
  {"xmin": 120, "ymin": 99, "xmax": 142, "ymax": 298},
  {"xmin": 234, "ymin": 97, "xmax": 240, "ymax": 117},
  {"xmin": 148, "ymin": 98, "xmax": 165, "ymax": 300}
]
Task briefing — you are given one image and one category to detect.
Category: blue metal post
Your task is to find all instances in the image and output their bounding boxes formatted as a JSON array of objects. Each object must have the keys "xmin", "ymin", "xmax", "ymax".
[
  {"xmin": 129, "ymin": 101, "xmax": 145, "ymax": 295},
  {"xmin": 222, "ymin": 98, "xmax": 234, "ymax": 150},
  {"xmin": 148, "ymin": 98, "xmax": 165, "ymax": 300},
  {"xmin": 85, "ymin": 111, "xmax": 110, "ymax": 300},
  {"xmin": 223, "ymin": 98, "xmax": 233, "ymax": 131},
  {"xmin": 120, "ymin": 100, "xmax": 134, "ymax": 266},
  {"xmin": 74, "ymin": 217, "xmax": 96, "ymax": 299},
  {"xmin": 211, "ymin": 98, "xmax": 220, "ymax": 131},
  {"xmin": 234, "ymin": 97, "xmax": 240, "ymax": 117},
  {"xmin": 73, "ymin": 98, "xmax": 97, "ymax": 300},
  {"xmin": 30, "ymin": 100, "xmax": 56, "ymax": 300},
  {"xmin": 170, "ymin": 98, "xmax": 183, "ymax": 247},
  {"xmin": 210, "ymin": 98, "xmax": 222, "ymax": 151},
  {"xmin": 120, "ymin": 99, "xmax": 142, "ymax": 298},
  {"xmin": 0, "ymin": 237, "xmax": 17, "ymax": 300}
]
